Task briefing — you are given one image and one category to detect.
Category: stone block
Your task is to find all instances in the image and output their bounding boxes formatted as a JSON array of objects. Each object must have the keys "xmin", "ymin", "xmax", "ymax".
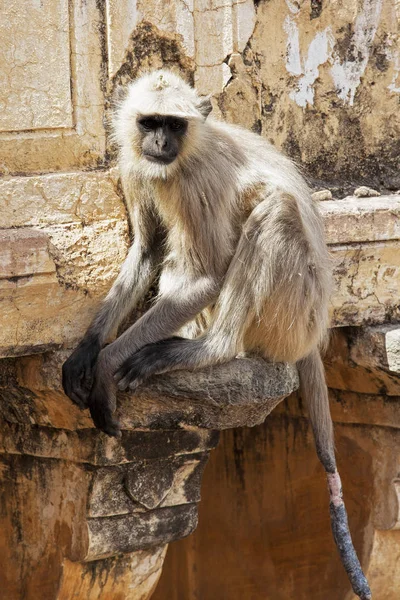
[
  {"xmin": 0, "ymin": 229, "xmax": 55, "ymax": 279},
  {"xmin": 0, "ymin": 0, "xmax": 105, "ymax": 174},
  {"xmin": 329, "ymin": 240, "xmax": 400, "ymax": 326},
  {"xmin": 324, "ymin": 327, "xmax": 400, "ymax": 396},
  {"xmin": 86, "ymin": 504, "xmax": 198, "ymax": 561},
  {"xmin": 88, "ymin": 454, "xmax": 208, "ymax": 516},
  {"xmin": 0, "ymin": 171, "xmax": 129, "ymax": 358},
  {"xmin": 320, "ymin": 196, "xmax": 400, "ymax": 245}
]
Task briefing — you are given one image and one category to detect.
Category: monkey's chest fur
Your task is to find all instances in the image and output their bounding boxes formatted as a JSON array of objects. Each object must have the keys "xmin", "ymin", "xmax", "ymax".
[
  {"xmin": 154, "ymin": 176, "xmax": 252, "ymax": 278},
  {"xmin": 153, "ymin": 178, "xmax": 268, "ymax": 342}
]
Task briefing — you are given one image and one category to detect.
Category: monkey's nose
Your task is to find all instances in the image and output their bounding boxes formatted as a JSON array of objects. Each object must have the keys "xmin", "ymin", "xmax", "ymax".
[{"xmin": 156, "ymin": 137, "xmax": 168, "ymax": 150}]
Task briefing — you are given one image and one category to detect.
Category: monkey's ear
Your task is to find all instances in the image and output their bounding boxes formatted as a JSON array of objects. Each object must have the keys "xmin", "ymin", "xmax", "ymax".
[
  {"xmin": 112, "ymin": 84, "xmax": 128, "ymax": 105},
  {"xmin": 197, "ymin": 96, "xmax": 212, "ymax": 119}
]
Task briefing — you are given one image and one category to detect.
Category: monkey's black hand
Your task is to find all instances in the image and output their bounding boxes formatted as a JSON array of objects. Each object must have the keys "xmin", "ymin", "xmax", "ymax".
[
  {"xmin": 62, "ymin": 335, "xmax": 101, "ymax": 409},
  {"xmin": 88, "ymin": 349, "xmax": 121, "ymax": 438},
  {"xmin": 114, "ymin": 337, "xmax": 185, "ymax": 391}
]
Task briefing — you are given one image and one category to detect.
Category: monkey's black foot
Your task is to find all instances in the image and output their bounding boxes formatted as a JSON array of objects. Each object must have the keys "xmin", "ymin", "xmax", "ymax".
[
  {"xmin": 114, "ymin": 337, "xmax": 185, "ymax": 391},
  {"xmin": 88, "ymin": 382, "xmax": 121, "ymax": 438}
]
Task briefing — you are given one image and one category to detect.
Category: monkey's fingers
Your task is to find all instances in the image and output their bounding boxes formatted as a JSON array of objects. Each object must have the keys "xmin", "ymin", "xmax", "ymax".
[
  {"xmin": 114, "ymin": 366, "xmax": 144, "ymax": 392},
  {"xmin": 90, "ymin": 404, "xmax": 121, "ymax": 438},
  {"xmin": 67, "ymin": 390, "xmax": 88, "ymax": 410},
  {"xmin": 62, "ymin": 365, "xmax": 90, "ymax": 409},
  {"xmin": 115, "ymin": 338, "xmax": 186, "ymax": 391},
  {"xmin": 114, "ymin": 347, "xmax": 157, "ymax": 391},
  {"xmin": 88, "ymin": 387, "xmax": 121, "ymax": 438}
]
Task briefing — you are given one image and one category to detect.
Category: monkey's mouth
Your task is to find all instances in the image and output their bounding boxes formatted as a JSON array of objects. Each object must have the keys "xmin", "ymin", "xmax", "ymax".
[{"xmin": 144, "ymin": 154, "xmax": 177, "ymax": 165}]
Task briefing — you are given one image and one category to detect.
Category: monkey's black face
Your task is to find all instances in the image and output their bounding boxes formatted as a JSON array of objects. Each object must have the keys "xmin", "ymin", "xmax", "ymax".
[{"xmin": 137, "ymin": 115, "xmax": 188, "ymax": 165}]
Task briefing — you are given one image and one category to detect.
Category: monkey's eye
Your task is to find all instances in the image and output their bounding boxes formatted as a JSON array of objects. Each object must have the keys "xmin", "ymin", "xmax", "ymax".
[
  {"xmin": 139, "ymin": 118, "xmax": 158, "ymax": 131},
  {"xmin": 169, "ymin": 119, "xmax": 186, "ymax": 132}
]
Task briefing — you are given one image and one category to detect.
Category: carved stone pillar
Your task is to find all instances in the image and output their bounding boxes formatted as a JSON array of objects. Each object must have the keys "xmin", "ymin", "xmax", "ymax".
[{"xmin": 0, "ymin": 352, "xmax": 298, "ymax": 599}]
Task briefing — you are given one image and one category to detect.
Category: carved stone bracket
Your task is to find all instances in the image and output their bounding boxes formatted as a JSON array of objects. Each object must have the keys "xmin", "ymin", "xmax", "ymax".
[{"xmin": 0, "ymin": 352, "xmax": 298, "ymax": 599}]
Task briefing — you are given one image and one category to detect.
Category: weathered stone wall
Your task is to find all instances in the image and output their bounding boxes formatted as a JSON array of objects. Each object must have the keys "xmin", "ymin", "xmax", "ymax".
[
  {"xmin": 100, "ymin": 0, "xmax": 400, "ymax": 191},
  {"xmin": 1, "ymin": 1, "xmax": 399, "ymax": 599},
  {"xmin": 219, "ymin": 0, "xmax": 400, "ymax": 190}
]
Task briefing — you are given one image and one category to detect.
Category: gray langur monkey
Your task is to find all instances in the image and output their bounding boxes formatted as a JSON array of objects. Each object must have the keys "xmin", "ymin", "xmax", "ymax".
[{"xmin": 62, "ymin": 70, "xmax": 371, "ymax": 599}]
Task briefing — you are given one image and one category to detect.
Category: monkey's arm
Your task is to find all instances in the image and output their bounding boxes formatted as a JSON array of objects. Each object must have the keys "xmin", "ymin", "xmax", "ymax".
[
  {"xmin": 88, "ymin": 276, "xmax": 219, "ymax": 435},
  {"xmin": 62, "ymin": 203, "xmax": 162, "ymax": 408}
]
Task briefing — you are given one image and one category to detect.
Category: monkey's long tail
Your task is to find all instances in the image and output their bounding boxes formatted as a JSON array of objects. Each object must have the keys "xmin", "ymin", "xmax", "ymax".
[{"xmin": 297, "ymin": 350, "xmax": 372, "ymax": 600}]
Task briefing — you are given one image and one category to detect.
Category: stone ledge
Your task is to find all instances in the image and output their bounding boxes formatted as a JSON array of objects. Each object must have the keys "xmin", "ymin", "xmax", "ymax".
[
  {"xmin": 119, "ymin": 356, "xmax": 299, "ymax": 430},
  {"xmin": 0, "ymin": 353, "xmax": 299, "ymax": 434},
  {"xmin": 320, "ymin": 195, "xmax": 400, "ymax": 245},
  {"xmin": 0, "ymin": 353, "xmax": 298, "ymax": 564}
]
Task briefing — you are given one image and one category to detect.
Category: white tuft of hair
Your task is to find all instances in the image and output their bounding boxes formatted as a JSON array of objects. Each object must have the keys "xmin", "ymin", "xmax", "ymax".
[{"xmin": 121, "ymin": 70, "xmax": 203, "ymax": 119}]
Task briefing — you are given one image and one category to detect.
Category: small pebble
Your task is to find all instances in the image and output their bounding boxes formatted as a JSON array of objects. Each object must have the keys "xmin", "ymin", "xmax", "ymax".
[
  {"xmin": 311, "ymin": 189, "xmax": 333, "ymax": 201},
  {"xmin": 354, "ymin": 186, "xmax": 380, "ymax": 198}
]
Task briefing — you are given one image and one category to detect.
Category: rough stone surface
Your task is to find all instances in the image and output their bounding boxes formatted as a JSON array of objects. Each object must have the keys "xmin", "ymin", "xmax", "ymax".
[
  {"xmin": 312, "ymin": 189, "xmax": 333, "ymax": 201},
  {"xmin": 320, "ymin": 196, "xmax": 400, "ymax": 244},
  {"xmin": 57, "ymin": 549, "xmax": 167, "ymax": 600},
  {"xmin": 0, "ymin": 0, "xmax": 72, "ymax": 132},
  {"xmin": 324, "ymin": 326, "xmax": 400, "ymax": 398},
  {"xmin": 329, "ymin": 240, "xmax": 400, "ymax": 326},
  {"xmin": 2, "ymin": 1, "xmax": 400, "ymax": 598},
  {"xmin": 0, "ymin": 171, "xmax": 129, "ymax": 357},
  {"xmin": 0, "ymin": 352, "xmax": 298, "ymax": 432},
  {"xmin": 0, "ymin": 169, "xmax": 125, "ymax": 228},
  {"xmin": 354, "ymin": 186, "xmax": 381, "ymax": 198},
  {"xmin": 120, "ymin": 356, "xmax": 299, "ymax": 430},
  {"xmin": 385, "ymin": 329, "xmax": 400, "ymax": 372},
  {"xmin": 86, "ymin": 504, "xmax": 199, "ymax": 560},
  {"xmin": 0, "ymin": 0, "xmax": 105, "ymax": 174},
  {"xmin": 0, "ymin": 350, "xmax": 295, "ymax": 596},
  {"xmin": 88, "ymin": 455, "xmax": 208, "ymax": 516}
]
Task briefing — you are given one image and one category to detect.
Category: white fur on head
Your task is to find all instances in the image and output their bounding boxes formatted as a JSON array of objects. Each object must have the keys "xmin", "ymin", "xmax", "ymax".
[{"xmin": 123, "ymin": 70, "xmax": 206, "ymax": 119}]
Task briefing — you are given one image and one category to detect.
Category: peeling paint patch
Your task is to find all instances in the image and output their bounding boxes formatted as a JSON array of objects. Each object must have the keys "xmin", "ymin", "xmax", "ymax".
[
  {"xmin": 388, "ymin": 51, "xmax": 400, "ymax": 93},
  {"xmin": 284, "ymin": 0, "xmax": 384, "ymax": 107},
  {"xmin": 283, "ymin": 2, "xmax": 335, "ymax": 108},
  {"xmin": 288, "ymin": 25, "xmax": 333, "ymax": 108},
  {"xmin": 330, "ymin": 0, "xmax": 383, "ymax": 105},
  {"xmin": 285, "ymin": 0, "xmax": 300, "ymax": 16},
  {"xmin": 283, "ymin": 16, "xmax": 302, "ymax": 76}
]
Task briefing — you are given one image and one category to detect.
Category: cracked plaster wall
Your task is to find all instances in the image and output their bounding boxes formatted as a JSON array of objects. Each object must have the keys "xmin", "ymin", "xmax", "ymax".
[
  {"xmin": 106, "ymin": 0, "xmax": 399, "ymax": 189},
  {"xmin": 1, "ymin": 0, "xmax": 399, "ymax": 178}
]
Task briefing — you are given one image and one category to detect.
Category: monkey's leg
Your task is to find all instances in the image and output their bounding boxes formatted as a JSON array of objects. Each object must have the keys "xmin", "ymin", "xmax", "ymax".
[
  {"xmin": 114, "ymin": 199, "xmax": 267, "ymax": 389},
  {"xmin": 115, "ymin": 195, "xmax": 296, "ymax": 388},
  {"xmin": 88, "ymin": 276, "xmax": 218, "ymax": 435},
  {"xmin": 115, "ymin": 192, "xmax": 323, "ymax": 387}
]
